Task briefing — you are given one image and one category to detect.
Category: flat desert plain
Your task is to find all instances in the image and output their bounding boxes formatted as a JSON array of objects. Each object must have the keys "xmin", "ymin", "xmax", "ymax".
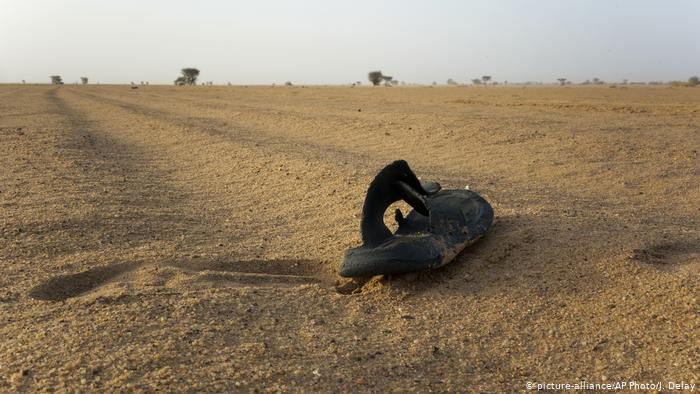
[{"xmin": 1, "ymin": 84, "xmax": 698, "ymax": 392}]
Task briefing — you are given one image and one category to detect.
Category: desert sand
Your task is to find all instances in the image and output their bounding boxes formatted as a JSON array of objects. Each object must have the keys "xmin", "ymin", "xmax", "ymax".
[{"xmin": 1, "ymin": 84, "xmax": 698, "ymax": 392}]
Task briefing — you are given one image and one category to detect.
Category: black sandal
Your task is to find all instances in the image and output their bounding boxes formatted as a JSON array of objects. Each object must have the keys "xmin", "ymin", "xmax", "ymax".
[{"xmin": 339, "ymin": 160, "xmax": 493, "ymax": 277}]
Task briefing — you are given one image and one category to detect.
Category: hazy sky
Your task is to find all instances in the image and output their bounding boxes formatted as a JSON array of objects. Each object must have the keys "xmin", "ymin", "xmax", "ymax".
[{"xmin": 2, "ymin": 0, "xmax": 699, "ymax": 84}]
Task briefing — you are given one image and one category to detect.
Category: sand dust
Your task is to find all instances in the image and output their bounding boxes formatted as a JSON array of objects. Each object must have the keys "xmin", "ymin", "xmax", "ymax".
[{"xmin": 1, "ymin": 84, "xmax": 698, "ymax": 392}]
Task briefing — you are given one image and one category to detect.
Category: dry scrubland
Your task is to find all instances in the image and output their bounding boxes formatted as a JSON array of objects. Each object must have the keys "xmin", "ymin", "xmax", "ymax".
[{"xmin": 1, "ymin": 84, "xmax": 698, "ymax": 392}]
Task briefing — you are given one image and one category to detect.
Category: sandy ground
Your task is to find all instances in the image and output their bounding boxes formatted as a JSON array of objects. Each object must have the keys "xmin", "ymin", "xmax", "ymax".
[{"xmin": 0, "ymin": 84, "xmax": 698, "ymax": 392}]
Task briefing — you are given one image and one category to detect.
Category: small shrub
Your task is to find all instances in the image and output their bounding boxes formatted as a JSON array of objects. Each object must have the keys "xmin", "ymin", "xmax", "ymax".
[{"xmin": 381, "ymin": 75, "xmax": 394, "ymax": 87}]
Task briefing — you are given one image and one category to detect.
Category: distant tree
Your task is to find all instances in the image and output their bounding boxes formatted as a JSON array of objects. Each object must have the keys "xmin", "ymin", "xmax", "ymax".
[
  {"xmin": 381, "ymin": 75, "xmax": 394, "ymax": 87},
  {"xmin": 432, "ymin": 81, "xmax": 437, "ymax": 85},
  {"xmin": 368, "ymin": 71, "xmax": 383, "ymax": 86},
  {"xmin": 592, "ymin": 77, "xmax": 603, "ymax": 85},
  {"xmin": 174, "ymin": 76, "xmax": 186, "ymax": 86},
  {"xmin": 50, "ymin": 75, "xmax": 63, "ymax": 85},
  {"xmin": 689, "ymin": 76, "xmax": 700, "ymax": 86},
  {"xmin": 285, "ymin": 81, "xmax": 293, "ymax": 86},
  {"xmin": 178, "ymin": 68, "xmax": 200, "ymax": 85},
  {"xmin": 471, "ymin": 78, "xmax": 482, "ymax": 85},
  {"xmin": 557, "ymin": 78, "xmax": 567, "ymax": 86},
  {"xmin": 481, "ymin": 75, "xmax": 492, "ymax": 85},
  {"xmin": 228, "ymin": 81, "xmax": 232, "ymax": 86},
  {"xmin": 622, "ymin": 79, "xmax": 628, "ymax": 85},
  {"xmin": 355, "ymin": 81, "xmax": 362, "ymax": 85},
  {"xmin": 447, "ymin": 78, "xmax": 458, "ymax": 85},
  {"xmin": 22, "ymin": 80, "xmax": 25, "ymax": 84}
]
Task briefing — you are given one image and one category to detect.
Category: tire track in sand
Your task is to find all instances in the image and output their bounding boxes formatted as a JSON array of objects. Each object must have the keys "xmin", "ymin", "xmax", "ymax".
[
  {"xmin": 29, "ymin": 88, "xmax": 329, "ymax": 302},
  {"xmin": 67, "ymin": 88, "xmax": 505, "ymax": 194},
  {"xmin": 57, "ymin": 87, "xmax": 373, "ymax": 268}
]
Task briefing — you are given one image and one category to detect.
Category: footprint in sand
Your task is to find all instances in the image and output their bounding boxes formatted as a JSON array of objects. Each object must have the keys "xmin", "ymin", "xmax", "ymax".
[
  {"xmin": 28, "ymin": 258, "xmax": 329, "ymax": 301},
  {"xmin": 629, "ymin": 239, "xmax": 700, "ymax": 271}
]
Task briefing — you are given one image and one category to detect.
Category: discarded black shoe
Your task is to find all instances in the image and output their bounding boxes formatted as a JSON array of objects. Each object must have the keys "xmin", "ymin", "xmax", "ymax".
[{"xmin": 339, "ymin": 160, "xmax": 493, "ymax": 277}]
